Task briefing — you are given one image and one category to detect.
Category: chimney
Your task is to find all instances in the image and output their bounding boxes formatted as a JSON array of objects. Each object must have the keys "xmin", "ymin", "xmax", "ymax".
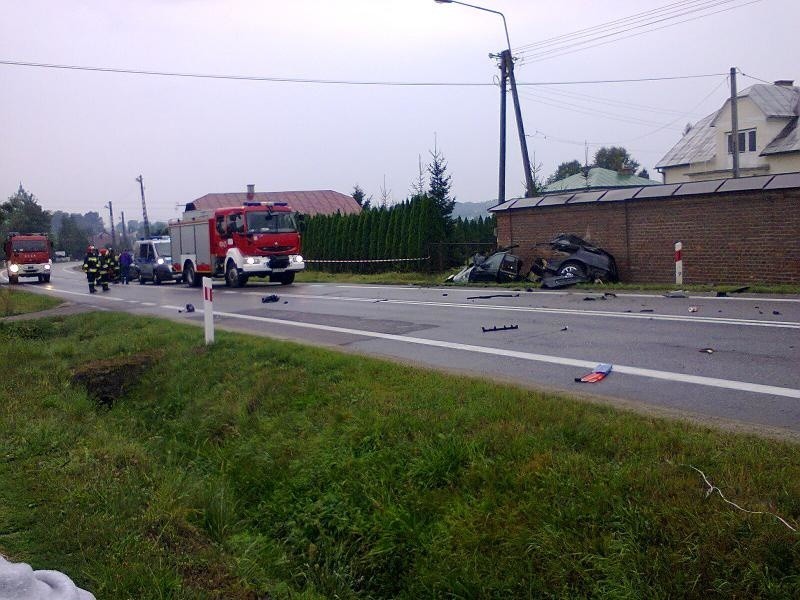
[
  {"xmin": 246, "ymin": 184, "xmax": 255, "ymax": 201},
  {"xmin": 617, "ymin": 163, "xmax": 635, "ymax": 176},
  {"xmin": 774, "ymin": 80, "xmax": 794, "ymax": 87}
]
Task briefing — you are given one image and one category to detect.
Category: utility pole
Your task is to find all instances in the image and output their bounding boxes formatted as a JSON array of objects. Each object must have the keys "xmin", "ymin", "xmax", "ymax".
[
  {"xmin": 730, "ymin": 67, "xmax": 740, "ymax": 178},
  {"xmin": 104, "ymin": 201, "xmax": 116, "ymax": 247},
  {"xmin": 506, "ymin": 51, "xmax": 535, "ymax": 197},
  {"xmin": 136, "ymin": 175, "xmax": 151, "ymax": 238},
  {"xmin": 491, "ymin": 51, "xmax": 508, "ymax": 204},
  {"xmin": 120, "ymin": 211, "xmax": 127, "ymax": 249}
]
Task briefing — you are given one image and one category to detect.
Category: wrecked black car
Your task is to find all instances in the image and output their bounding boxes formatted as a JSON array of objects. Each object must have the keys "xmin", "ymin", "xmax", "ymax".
[
  {"xmin": 447, "ymin": 245, "xmax": 527, "ymax": 284},
  {"xmin": 530, "ymin": 233, "xmax": 618, "ymax": 288}
]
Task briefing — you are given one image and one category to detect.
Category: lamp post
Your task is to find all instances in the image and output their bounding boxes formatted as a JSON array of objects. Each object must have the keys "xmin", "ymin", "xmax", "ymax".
[{"xmin": 434, "ymin": 0, "xmax": 535, "ymax": 201}]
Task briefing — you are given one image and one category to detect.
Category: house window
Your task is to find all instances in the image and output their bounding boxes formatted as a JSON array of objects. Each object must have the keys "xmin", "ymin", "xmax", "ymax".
[{"xmin": 727, "ymin": 129, "xmax": 756, "ymax": 153}]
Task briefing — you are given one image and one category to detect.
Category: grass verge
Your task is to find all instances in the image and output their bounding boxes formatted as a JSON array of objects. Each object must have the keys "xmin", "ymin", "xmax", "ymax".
[
  {"xmin": 1, "ymin": 312, "xmax": 799, "ymax": 598},
  {"xmin": 0, "ymin": 287, "xmax": 62, "ymax": 316}
]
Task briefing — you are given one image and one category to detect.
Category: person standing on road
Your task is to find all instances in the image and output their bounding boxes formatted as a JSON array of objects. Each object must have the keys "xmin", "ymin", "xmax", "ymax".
[
  {"xmin": 108, "ymin": 247, "xmax": 121, "ymax": 283},
  {"xmin": 82, "ymin": 245, "xmax": 100, "ymax": 293},
  {"xmin": 119, "ymin": 248, "xmax": 132, "ymax": 284},
  {"xmin": 97, "ymin": 248, "xmax": 111, "ymax": 292}
]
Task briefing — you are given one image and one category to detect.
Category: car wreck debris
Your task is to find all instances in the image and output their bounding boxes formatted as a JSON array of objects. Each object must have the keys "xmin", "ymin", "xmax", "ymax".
[
  {"xmin": 575, "ymin": 363, "xmax": 613, "ymax": 383},
  {"xmin": 262, "ymin": 295, "xmax": 280, "ymax": 303},
  {"xmin": 688, "ymin": 306, "xmax": 699, "ymax": 313},
  {"xmin": 467, "ymin": 293, "xmax": 520, "ymax": 300},
  {"xmin": 699, "ymin": 348, "xmax": 715, "ymax": 354},
  {"xmin": 179, "ymin": 303, "xmax": 195, "ymax": 313},
  {"xmin": 532, "ymin": 234, "xmax": 618, "ymax": 289},
  {"xmin": 481, "ymin": 324, "xmax": 519, "ymax": 333}
]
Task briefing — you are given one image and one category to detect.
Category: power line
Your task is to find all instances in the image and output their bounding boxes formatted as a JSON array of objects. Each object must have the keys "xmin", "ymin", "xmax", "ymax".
[
  {"xmin": 531, "ymin": 86, "xmax": 691, "ymax": 117},
  {"xmin": 514, "ymin": 0, "xmax": 724, "ymax": 53},
  {"xmin": 516, "ymin": 0, "xmax": 762, "ymax": 64},
  {"xmin": 0, "ymin": 59, "xmax": 728, "ymax": 88}
]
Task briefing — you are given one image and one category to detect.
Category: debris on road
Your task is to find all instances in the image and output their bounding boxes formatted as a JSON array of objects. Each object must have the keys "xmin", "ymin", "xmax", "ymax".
[
  {"xmin": 442, "ymin": 293, "xmax": 448, "ymax": 296},
  {"xmin": 731, "ymin": 286, "xmax": 750, "ymax": 294},
  {"xmin": 665, "ymin": 290, "xmax": 689, "ymax": 298},
  {"xmin": 481, "ymin": 324, "xmax": 519, "ymax": 333},
  {"xmin": 262, "ymin": 295, "xmax": 280, "ymax": 303},
  {"xmin": 575, "ymin": 363, "xmax": 613, "ymax": 383},
  {"xmin": 640, "ymin": 309, "xmax": 654, "ymax": 313},
  {"xmin": 773, "ymin": 310, "xmax": 781, "ymax": 315},
  {"xmin": 467, "ymin": 293, "xmax": 520, "ymax": 300},
  {"xmin": 699, "ymin": 348, "xmax": 715, "ymax": 354},
  {"xmin": 179, "ymin": 304, "xmax": 195, "ymax": 313},
  {"xmin": 374, "ymin": 298, "xmax": 388, "ymax": 303},
  {"xmin": 688, "ymin": 306, "xmax": 699, "ymax": 313},
  {"xmin": 561, "ymin": 326, "xmax": 569, "ymax": 331}
]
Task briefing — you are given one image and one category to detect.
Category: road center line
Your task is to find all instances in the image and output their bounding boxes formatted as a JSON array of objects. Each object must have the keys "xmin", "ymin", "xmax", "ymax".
[
  {"xmin": 243, "ymin": 292, "xmax": 800, "ymax": 329},
  {"xmin": 212, "ymin": 309, "xmax": 800, "ymax": 399}
]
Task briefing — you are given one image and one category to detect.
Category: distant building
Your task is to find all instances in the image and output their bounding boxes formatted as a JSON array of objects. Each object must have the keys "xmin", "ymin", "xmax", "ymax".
[
  {"xmin": 656, "ymin": 80, "xmax": 800, "ymax": 183},
  {"xmin": 186, "ymin": 185, "xmax": 361, "ymax": 216},
  {"xmin": 543, "ymin": 166, "xmax": 659, "ymax": 193}
]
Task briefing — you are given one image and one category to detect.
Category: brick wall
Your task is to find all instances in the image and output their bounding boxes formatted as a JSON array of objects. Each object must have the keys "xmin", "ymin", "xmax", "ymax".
[{"xmin": 496, "ymin": 188, "xmax": 800, "ymax": 284}]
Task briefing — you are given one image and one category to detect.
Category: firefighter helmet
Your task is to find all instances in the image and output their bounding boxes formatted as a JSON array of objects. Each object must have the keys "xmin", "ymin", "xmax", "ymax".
[
  {"xmin": 99, "ymin": 248, "xmax": 109, "ymax": 255},
  {"xmin": 87, "ymin": 245, "xmax": 96, "ymax": 253}
]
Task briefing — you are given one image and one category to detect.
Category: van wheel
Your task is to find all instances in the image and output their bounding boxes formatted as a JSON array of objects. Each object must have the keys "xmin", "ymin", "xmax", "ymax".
[
  {"xmin": 139, "ymin": 273, "xmax": 146, "ymax": 285},
  {"xmin": 43, "ymin": 274, "xmax": 50, "ymax": 283}
]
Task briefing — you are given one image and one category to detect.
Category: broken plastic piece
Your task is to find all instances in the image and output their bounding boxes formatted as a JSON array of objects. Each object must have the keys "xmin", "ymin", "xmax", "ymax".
[
  {"xmin": 560, "ymin": 326, "xmax": 568, "ymax": 331},
  {"xmin": 699, "ymin": 348, "xmax": 715, "ymax": 354},
  {"xmin": 575, "ymin": 363, "xmax": 612, "ymax": 383},
  {"xmin": 179, "ymin": 303, "xmax": 195, "ymax": 313},
  {"xmin": 773, "ymin": 310, "xmax": 781, "ymax": 315},
  {"xmin": 481, "ymin": 324, "xmax": 519, "ymax": 333},
  {"xmin": 639, "ymin": 309, "xmax": 654, "ymax": 313},
  {"xmin": 688, "ymin": 306, "xmax": 699, "ymax": 313},
  {"xmin": 262, "ymin": 295, "xmax": 280, "ymax": 303}
]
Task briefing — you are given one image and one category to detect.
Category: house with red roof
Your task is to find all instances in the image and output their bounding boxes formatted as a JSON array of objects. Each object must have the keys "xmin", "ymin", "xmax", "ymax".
[{"xmin": 185, "ymin": 185, "xmax": 361, "ymax": 216}]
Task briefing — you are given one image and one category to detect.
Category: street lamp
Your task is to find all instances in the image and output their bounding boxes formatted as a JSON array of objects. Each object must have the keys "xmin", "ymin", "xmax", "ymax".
[{"xmin": 434, "ymin": 0, "xmax": 536, "ymax": 201}]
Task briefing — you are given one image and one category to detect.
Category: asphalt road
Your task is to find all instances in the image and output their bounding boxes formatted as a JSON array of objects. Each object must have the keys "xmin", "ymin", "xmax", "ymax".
[{"xmin": 6, "ymin": 262, "xmax": 800, "ymax": 435}]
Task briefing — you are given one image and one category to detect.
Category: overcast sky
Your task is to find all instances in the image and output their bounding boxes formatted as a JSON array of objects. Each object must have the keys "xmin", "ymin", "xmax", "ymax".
[{"xmin": 1, "ymin": 0, "xmax": 796, "ymax": 225}]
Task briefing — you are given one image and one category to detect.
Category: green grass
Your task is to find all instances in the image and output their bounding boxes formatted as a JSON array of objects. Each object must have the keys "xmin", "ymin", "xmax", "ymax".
[
  {"xmin": 0, "ymin": 287, "xmax": 62, "ymax": 316},
  {"xmin": 298, "ymin": 269, "xmax": 800, "ymax": 295},
  {"xmin": 1, "ymin": 312, "xmax": 799, "ymax": 599}
]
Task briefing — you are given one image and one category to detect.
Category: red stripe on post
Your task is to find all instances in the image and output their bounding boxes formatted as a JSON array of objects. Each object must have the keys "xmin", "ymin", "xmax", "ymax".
[{"xmin": 675, "ymin": 249, "xmax": 682, "ymax": 262}]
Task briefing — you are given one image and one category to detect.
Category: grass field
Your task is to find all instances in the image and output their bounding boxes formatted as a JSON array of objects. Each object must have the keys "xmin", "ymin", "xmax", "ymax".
[
  {"xmin": 296, "ymin": 270, "xmax": 800, "ymax": 295},
  {"xmin": 0, "ymin": 287, "xmax": 62, "ymax": 316},
  {"xmin": 1, "ymin": 312, "xmax": 798, "ymax": 599}
]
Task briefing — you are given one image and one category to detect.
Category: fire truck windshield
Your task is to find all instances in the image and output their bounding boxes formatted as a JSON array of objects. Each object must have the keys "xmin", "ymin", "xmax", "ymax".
[
  {"xmin": 246, "ymin": 211, "xmax": 297, "ymax": 233},
  {"xmin": 12, "ymin": 240, "xmax": 47, "ymax": 252}
]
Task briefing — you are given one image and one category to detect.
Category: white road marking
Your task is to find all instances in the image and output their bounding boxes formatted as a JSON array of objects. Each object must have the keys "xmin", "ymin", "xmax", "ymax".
[
  {"xmin": 243, "ymin": 292, "xmax": 800, "ymax": 330},
  {"xmin": 211, "ymin": 309, "xmax": 800, "ymax": 399},
  {"xmin": 330, "ymin": 284, "xmax": 800, "ymax": 303}
]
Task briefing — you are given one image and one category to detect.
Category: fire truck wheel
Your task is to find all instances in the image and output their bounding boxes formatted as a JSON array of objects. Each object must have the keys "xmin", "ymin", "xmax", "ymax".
[
  {"xmin": 9, "ymin": 274, "xmax": 19, "ymax": 284},
  {"xmin": 42, "ymin": 274, "xmax": 50, "ymax": 283},
  {"xmin": 185, "ymin": 263, "xmax": 201, "ymax": 287},
  {"xmin": 279, "ymin": 272, "xmax": 295, "ymax": 285},
  {"xmin": 225, "ymin": 261, "xmax": 246, "ymax": 288}
]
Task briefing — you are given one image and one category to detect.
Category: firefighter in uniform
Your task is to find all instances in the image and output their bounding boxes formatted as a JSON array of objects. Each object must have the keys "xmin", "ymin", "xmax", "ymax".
[
  {"xmin": 108, "ymin": 247, "xmax": 121, "ymax": 283},
  {"xmin": 82, "ymin": 245, "xmax": 100, "ymax": 293},
  {"xmin": 97, "ymin": 248, "xmax": 111, "ymax": 292}
]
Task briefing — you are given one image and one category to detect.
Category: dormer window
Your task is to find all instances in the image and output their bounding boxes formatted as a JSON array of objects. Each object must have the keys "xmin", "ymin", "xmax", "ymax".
[{"xmin": 727, "ymin": 129, "xmax": 757, "ymax": 153}]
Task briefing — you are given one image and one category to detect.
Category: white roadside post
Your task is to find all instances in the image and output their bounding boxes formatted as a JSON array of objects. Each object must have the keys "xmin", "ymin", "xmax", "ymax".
[
  {"xmin": 203, "ymin": 277, "xmax": 214, "ymax": 344},
  {"xmin": 675, "ymin": 242, "xmax": 683, "ymax": 286}
]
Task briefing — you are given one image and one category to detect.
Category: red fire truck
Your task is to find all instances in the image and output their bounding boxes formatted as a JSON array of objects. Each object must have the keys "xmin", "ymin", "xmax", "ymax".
[
  {"xmin": 169, "ymin": 201, "xmax": 305, "ymax": 287},
  {"xmin": 3, "ymin": 233, "xmax": 53, "ymax": 284}
]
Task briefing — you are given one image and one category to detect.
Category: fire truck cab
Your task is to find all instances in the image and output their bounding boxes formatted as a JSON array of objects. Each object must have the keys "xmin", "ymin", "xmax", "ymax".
[{"xmin": 3, "ymin": 233, "xmax": 53, "ymax": 284}]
